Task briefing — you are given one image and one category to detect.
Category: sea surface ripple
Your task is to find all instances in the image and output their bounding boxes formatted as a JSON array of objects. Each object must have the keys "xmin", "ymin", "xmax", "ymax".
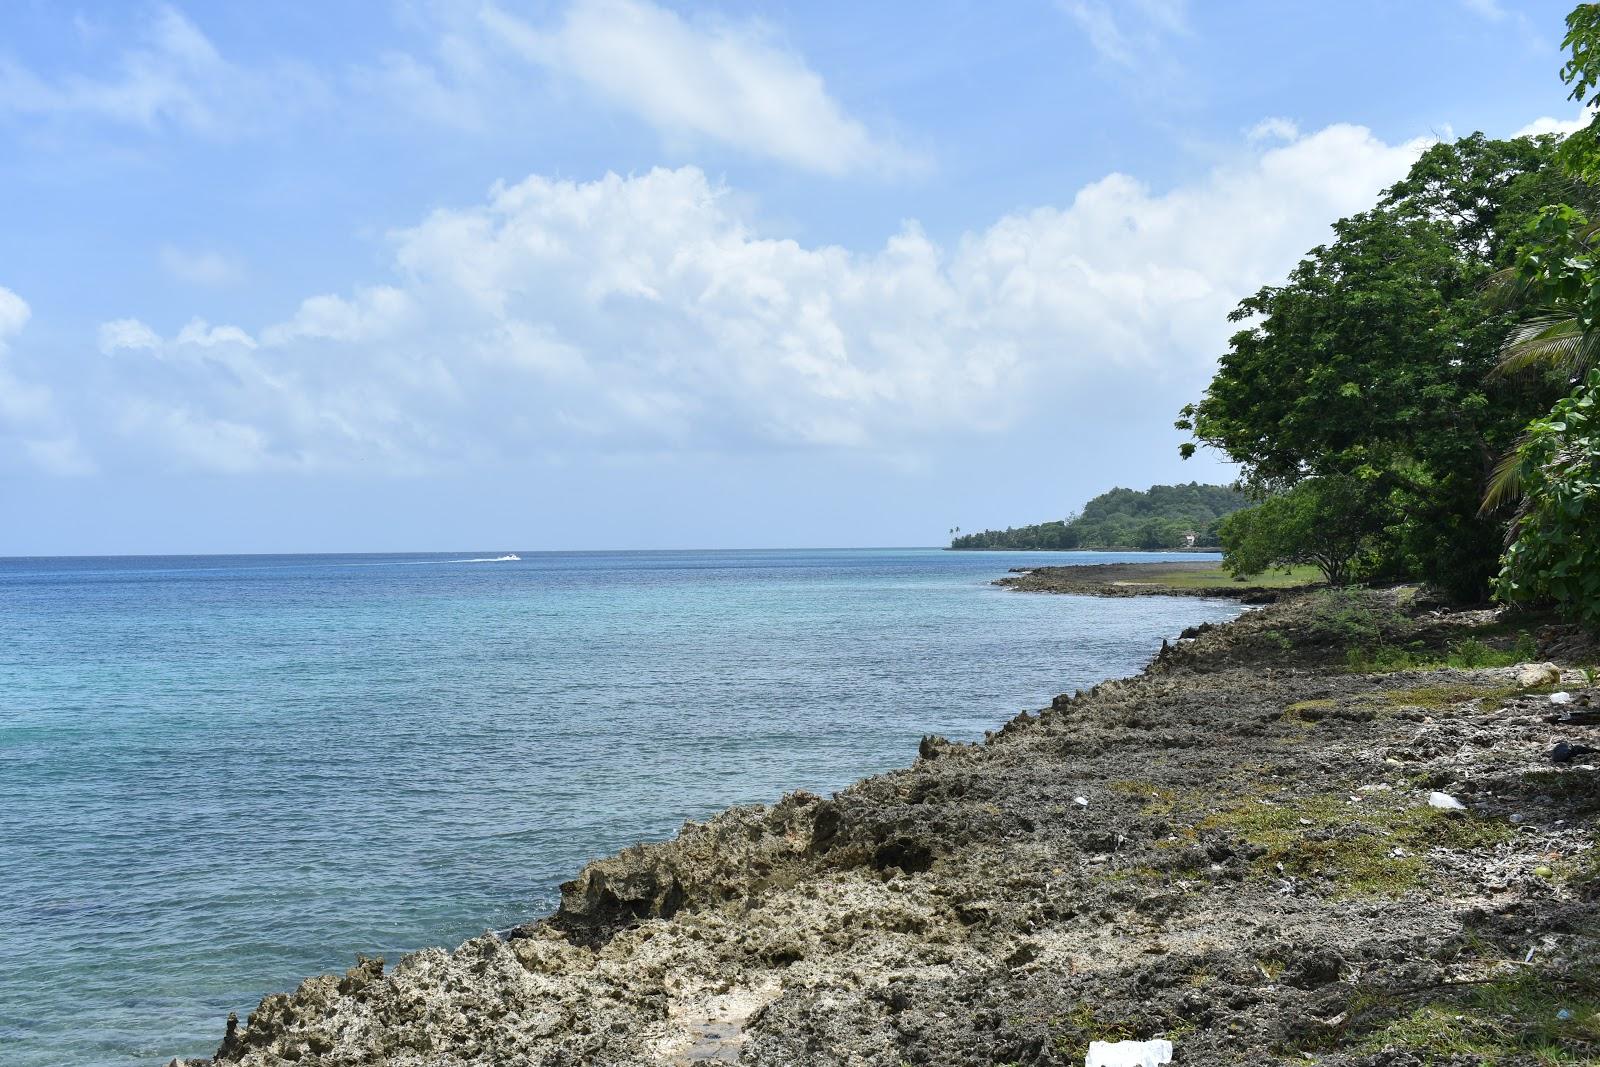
[{"xmin": 0, "ymin": 548, "xmax": 1240, "ymax": 1066}]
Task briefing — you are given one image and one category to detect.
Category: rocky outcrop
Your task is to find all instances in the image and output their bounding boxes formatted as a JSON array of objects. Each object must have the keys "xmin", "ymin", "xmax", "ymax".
[
  {"xmin": 545, "ymin": 791, "xmax": 835, "ymax": 945},
  {"xmin": 180, "ymin": 591, "xmax": 1600, "ymax": 1066}
]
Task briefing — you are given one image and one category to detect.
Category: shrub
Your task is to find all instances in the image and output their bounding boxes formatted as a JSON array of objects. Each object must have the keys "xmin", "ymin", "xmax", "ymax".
[{"xmin": 1497, "ymin": 370, "xmax": 1600, "ymax": 633}]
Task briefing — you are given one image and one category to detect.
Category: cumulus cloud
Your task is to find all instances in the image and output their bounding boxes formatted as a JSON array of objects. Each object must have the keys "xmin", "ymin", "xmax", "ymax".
[
  {"xmin": 262, "ymin": 287, "xmax": 412, "ymax": 345},
  {"xmin": 480, "ymin": 0, "xmax": 906, "ymax": 175},
  {"xmin": 1247, "ymin": 117, "xmax": 1299, "ymax": 143},
  {"xmin": 0, "ymin": 285, "xmax": 27, "ymax": 339},
  {"xmin": 1514, "ymin": 106, "xmax": 1598, "ymax": 139},
  {"xmin": 84, "ymin": 122, "xmax": 1428, "ymax": 473},
  {"xmin": 176, "ymin": 318, "xmax": 256, "ymax": 348},
  {"xmin": 98, "ymin": 318, "xmax": 162, "ymax": 355}
]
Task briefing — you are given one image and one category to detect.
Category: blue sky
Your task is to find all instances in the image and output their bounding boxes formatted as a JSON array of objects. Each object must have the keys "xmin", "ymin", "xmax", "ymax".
[{"xmin": 0, "ymin": 0, "xmax": 1586, "ymax": 553}]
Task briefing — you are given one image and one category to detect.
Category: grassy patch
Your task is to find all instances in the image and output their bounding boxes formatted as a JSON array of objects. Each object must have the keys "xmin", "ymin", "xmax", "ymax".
[
  {"xmin": 1285, "ymin": 589, "xmax": 1416, "ymax": 650},
  {"xmin": 1048, "ymin": 1003, "xmax": 1134, "ymax": 1061},
  {"xmin": 1346, "ymin": 631, "xmax": 1539, "ymax": 674},
  {"xmin": 1357, "ymin": 966, "xmax": 1600, "ymax": 1064},
  {"xmin": 1380, "ymin": 683, "xmax": 1525, "ymax": 710},
  {"xmin": 1156, "ymin": 563, "xmax": 1322, "ymax": 590},
  {"xmin": 1198, "ymin": 792, "xmax": 1513, "ymax": 897},
  {"xmin": 1281, "ymin": 699, "xmax": 1334, "ymax": 729},
  {"xmin": 1108, "ymin": 779, "xmax": 1179, "ymax": 815},
  {"xmin": 1043, "ymin": 1002, "xmax": 1197, "ymax": 1062}
]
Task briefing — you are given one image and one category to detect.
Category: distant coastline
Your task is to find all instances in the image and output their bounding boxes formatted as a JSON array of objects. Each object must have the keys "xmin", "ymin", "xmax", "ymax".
[
  {"xmin": 946, "ymin": 545, "xmax": 1221, "ymax": 553},
  {"xmin": 948, "ymin": 482, "xmax": 1243, "ymax": 552}
]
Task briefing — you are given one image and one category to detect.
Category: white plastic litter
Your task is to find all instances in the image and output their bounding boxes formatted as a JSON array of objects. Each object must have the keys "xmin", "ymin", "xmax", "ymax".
[
  {"xmin": 1551, "ymin": 692, "xmax": 1574, "ymax": 705},
  {"xmin": 1073, "ymin": 796, "xmax": 1090, "ymax": 807},
  {"xmin": 1085, "ymin": 1038, "xmax": 1174, "ymax": 1067},
  {"xmin": 1428, "ymin": 791, "xmax": 1466, "ymax": 810}
]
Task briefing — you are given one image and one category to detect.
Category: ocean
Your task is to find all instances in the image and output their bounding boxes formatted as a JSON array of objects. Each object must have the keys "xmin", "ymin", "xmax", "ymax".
[{"xmin": 0, "ymin": 548, "xmax": 1240, "ymax": 1066}]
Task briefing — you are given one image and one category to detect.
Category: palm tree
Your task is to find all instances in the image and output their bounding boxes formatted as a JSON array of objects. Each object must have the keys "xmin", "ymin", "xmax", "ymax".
[
  {"xmin": 1481, "ymin": 194, "xmax": 1600, "ymax": 515},
  {"xmin": 1484, "ymin": 178, "xmax": 1600, "ymax": 384}
]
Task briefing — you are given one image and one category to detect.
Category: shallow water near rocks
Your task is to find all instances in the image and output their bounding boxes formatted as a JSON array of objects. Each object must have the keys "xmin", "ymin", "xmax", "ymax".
[{"xmin": 0, "ymin": 548, "xmax": 1239, "ymax": 1067}]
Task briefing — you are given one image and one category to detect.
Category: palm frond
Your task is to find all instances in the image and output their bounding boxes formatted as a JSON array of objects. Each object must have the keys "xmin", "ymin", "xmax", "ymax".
[
  {"xmin": 1494, "ymin": 308, "xmax": 1600, "ymax": 379},
  {"xmin": 1480, "ymin": 439, "xmax": 1531, "ymax": 516}
]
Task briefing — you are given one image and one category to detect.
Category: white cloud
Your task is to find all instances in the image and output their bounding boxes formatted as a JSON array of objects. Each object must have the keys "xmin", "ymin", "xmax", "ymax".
[
  {"xmin": 0, "ymin": 286, "xmax": 93, "ymax": 474},
  {"xmin": 177, "ymin": 318, "xmax": 257, "ymax": 348},
  {"xmin": 1459, "ymin": 0, "xmax": 1544, "ymax": 49},
  {"xmin": 117, "ymin": 399, "xmax": 274, "ymax": 474},
  {"xmin": 0, "ymin": 286, "xmax": 28, "ymax": 340},
  {"xmin": 0, "ymin": 5, "xmax": 322, "ymax": 135},
  {"xmin": 480, "ymin": 0, "xmax": 905, "ymax": 175},
  {"xmin": 262, "ymin": 287, "xmax": 412, "ymax": 345},
  {"xmin": 1060, "ymin": 0, "xmax": 1188, "ymax": 67},
  {"xmin": 160, "ymin": 246, "xmax": 243, "ymax": 286},
  {"xmin": 0, "ymin": 288, "xmax": 50, "ymax": 424},
  {"xmin": 1247, "ymin": 117, "xmax": 1299, "ymax": 143},
  {"xmin": 98, "ymin": 318, "xmax": 162, "ymax": 355},
  {"xmin": 347, "ymin": 25, "xmax": 503, "ymax": 134},
  {"xmin": 6, "ymin": 2, "xmax": 894, "ymax": 174},
  {"xmin": 1514, "ymin": 106, "xmax": 1598, "ymax": 139},
  {"xmin": 89, "ymin": 121, "xmax": 1428, "ymax": 473}
]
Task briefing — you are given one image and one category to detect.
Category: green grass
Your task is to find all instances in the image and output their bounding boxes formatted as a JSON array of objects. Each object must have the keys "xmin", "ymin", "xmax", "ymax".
[
  {"xmin": 1145, "ymin": 563, "xmax": 1322, "ymax": 590},
  {"xmin": 1379, "ymin": 683, "xmax": 1526, "ymax": 710},
  {"xmin": 1281, "ymin": 699, "xmax": 1336, "ymax": 728},
  {"xmin": 1197, "ymin": 792, "xmax": 1514, "ymax": 897},
  {"xmin": 1356, "ymin": 966, "xmax": 1600, "ymax": 1064},
  {"xmin": 1346, "ymin": 632, "xmax": 1539, "ymax": 673}
]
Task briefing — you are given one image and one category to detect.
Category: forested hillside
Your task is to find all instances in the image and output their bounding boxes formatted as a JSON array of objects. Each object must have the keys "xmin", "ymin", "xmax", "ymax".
[{"xmin": 949, "ymin": 483, "xmax": 1243, "ymax": 550}]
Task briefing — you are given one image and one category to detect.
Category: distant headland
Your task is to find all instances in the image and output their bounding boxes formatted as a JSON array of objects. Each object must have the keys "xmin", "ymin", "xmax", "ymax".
[{"xmin": 948, "ymin": 482, "xmax": 1244, "ymax": 551}]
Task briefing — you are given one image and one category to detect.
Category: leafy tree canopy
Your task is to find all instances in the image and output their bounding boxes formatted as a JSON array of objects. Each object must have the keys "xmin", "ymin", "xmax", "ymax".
[
  {"xmin": 1489, "ymin": 4, "xmax": 1600, "ymax": 633},
  {"xmin": 1180, "ymin": 133, "xmax": 1573, "ymax": 599},
  {"xmin": 1496, "ymin": 369, "xmax": 1600, "ymax": 630},
  {"xmin": 1219, "ymin": 475, "xmax": 1383, "ymax": 587}
]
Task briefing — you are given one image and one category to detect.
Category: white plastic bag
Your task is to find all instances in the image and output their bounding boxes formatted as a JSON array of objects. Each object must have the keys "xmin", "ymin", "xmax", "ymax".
[{"xmin": 1084, "ymin": 1038, "xmax": 1174, "ymax": 1067}]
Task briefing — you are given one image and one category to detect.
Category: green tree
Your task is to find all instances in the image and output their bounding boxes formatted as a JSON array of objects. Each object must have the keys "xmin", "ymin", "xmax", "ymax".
[
  {"xmin": 1487, "ymin": 4, "xmax": 1600, "ymax": 632},
  {"xmin": 1219, "ymin": 477, "xmax": 1379, "ymax": 587},
  {"xmin": 1180, "ymin": 133, "xmax": 1569, "ymax": 600},
  {"xmin": 1496, "ymin": 370, "xmax": 1600, "ymax": 632},
  {"xmin": 1485, "ymin": 8, "xmax": 1600, "ymax": 388}
]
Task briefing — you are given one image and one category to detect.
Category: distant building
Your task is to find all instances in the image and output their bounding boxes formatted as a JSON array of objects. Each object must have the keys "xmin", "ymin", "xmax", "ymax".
[{"xmin": 1183, "ymin": 531, "xmax": 1197, "ymax": 548}]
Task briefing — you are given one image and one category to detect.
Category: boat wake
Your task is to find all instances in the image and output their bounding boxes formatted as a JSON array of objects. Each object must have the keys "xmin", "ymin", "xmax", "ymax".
[{"xmin": 447, "ymin": 554, "xmax": 521, "ymax": 563}]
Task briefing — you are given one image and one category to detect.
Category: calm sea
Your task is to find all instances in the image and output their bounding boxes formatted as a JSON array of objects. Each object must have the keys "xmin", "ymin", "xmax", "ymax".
[{"xmin": 0, "ymin": 548, "xmax": 1238, "ymax": 1066}]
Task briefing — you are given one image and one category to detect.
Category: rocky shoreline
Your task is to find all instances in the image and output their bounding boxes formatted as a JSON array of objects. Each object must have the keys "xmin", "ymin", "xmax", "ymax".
[
  {"xmin": 997, "ymin": 562, "xmax": 1308, "ymax": 603},
  {"xmin": 179, "ymin": 587, "xmax": 1599, "ymax": 1066}
]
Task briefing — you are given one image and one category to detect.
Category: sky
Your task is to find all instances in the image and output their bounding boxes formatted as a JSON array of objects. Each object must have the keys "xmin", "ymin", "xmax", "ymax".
[{"xmin": 0, "ymin": 0, "xmax": 1590, "ymax": 554}]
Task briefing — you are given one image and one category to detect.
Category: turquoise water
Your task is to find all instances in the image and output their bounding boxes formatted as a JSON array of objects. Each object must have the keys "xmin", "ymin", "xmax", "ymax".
[{"xmin": 0, "ymin": 548, "xmax": 1237, "ymax": 1066}]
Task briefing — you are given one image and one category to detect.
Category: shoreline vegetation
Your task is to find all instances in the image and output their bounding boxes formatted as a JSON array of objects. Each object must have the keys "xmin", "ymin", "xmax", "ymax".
[
  {"xmin": 179, "ymin": 576, "xmax": 1600, "ymax": 1066},
  {"xmin": 995, "ymin": 561, "xmax": 1322, "ymax": 602}
]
